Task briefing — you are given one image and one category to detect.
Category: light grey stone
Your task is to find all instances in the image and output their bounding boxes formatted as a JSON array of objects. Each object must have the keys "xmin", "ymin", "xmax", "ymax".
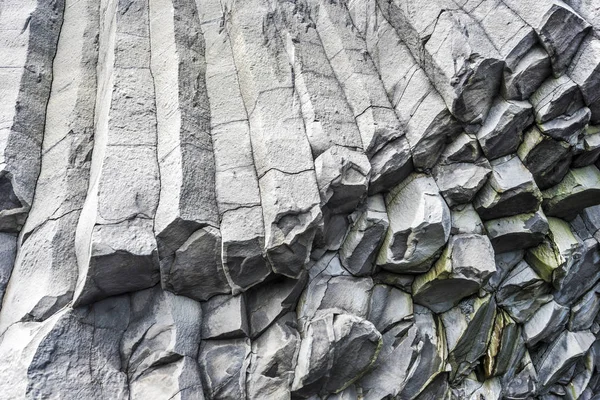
[
  {"xmin": 0, "ymin": 215, "xmax": 78, "ymax": 332},
  {"xmin": 569, "ymin": 34, "xmax": 600, "ymax": 123},
  {"xmin": 308, "ymin": 0, "xmax": 405, "ymax": 158},
  {"xmin": 483, "ymin": 310, "xmax": 525, "ymax": 380},
  {"xmin": 433, "ymin": 160, "xmax": 491, "ymax": 207},
  {"xmin": 555, "ymin": 236, "xmax": 600, "ymax": 305},
  {"xmin": 378, "ymin": 0, "xmax": 504, "ymax": 124},
  {"xmin": 476, "ymin": 99, "xmax": 534, "ymax": 159},
  {"xmin": 502, "ymin": 46, "xmax": 552, "ymax": 101},
  {"xmin": 564, "ymin": 351, "xmax": 594, "ymax": 400},
  {"xmin": 569, "ymin": 282, "xmax": 600, "ymax": 331},
  {"xmin": 367, "ymin": 136, "xmax": 414, "ymax": 194},
  {"xmin": 523, "ymin": 300, "xmax": 570, "ymax": 346},
  {"xmin": 525, "ymin": 217, "xmax": 583, "ymax": 286},
  {"xmin": 413, "ymin": 234, "xmax": 496, "ymax": 313},
  {"xmin": 0, "ymin": 298, "xmax": 131, "ymax": 400},
  {"xmin": 0, "ymin": 0, "xmax": 64, "ymax": 232},
  {"xmin": 122, "ymin": 286, "xmax": 203, "ymax": 385},
  {"xmin": 129, "ymin": 357, "xmax": 204, "ymax": 400},
  {"xmin": 152, "ymin": 0, "xmax": 220, "ymax": 280},
  {"xmin": 161, "ymin": 226, "xmax": 231, "ymax": 302},
  {"xmin": 4, "ymin": 0, "xmax": 600, "ymax": 396},
  {"xmin": 503, "ymin": 0, "xmax": 591, "ymax": 76},
  {"xmin": 372, "ymin": 272, "xmax": 415, "ymax": 293},
  {"xmin": 573, "ymin": 126, "xmax": 600, "ymax": 167},
  {"xmin": 73, "ymin": 0, "xmax": 161, "ymax": 306},
  {"xmin": 543, "ymin": 165, "xmax": 600, "ymax": 219},
  {"xmin": 438, "ymin": 132, "xmax": 481, "ymax": 165},
  {"xmin": 298, "ymin": 274, "xmax": 373, "ymax": 330},
  {"xmin": 484, "ymin": 250, "xmax": 525, "ymax": 292},
  {"xmin": 377, "ymin": 174, "xmax": 451, "ymax": 273},
  {"xmin": 531, "ymin": 75, "xmax": 584, "ymax": 123},
  {"xmin": 247, "ymin": 313, "xmax": 300, "ymax": 400},
  {"xmin": 201, "ymin": 1, "xmax": 270, "ymax": 293},
  {"xmin": 538, "ymin": 107, "xmax": 591, "ymax": 144},
  {"xmin": 292, "ymin": 313, "xmax": 382, "ymax": 398},
  {"xmin": 518, "ymin": 126, "xmax": 573, "ymax": 190},
  {"xmin": 315, "ymin": 146, "xmax": 371, "ymax": 215},
  {"xmin": 354, "ymin": 2, "xmax": 460, "ymax": 170},
  {"xmin": 220, "ymin": 207, "xmax": 271, "ymax": 292},
  {"xmin": 0, "ymin": 0, "xmax": 99, "ymax": 327},
  {"xmin": 312, "ymin": 210, "xmax": 350, "ymax": 261},
  {"xmin": 0, "ymin": 233, "xmax": 16, "ymax": 310},
  {"xmin": 228, "ymin": 0, "xmax": 322, "ymax": 277},
  {"xmin": 201, "ymin": 294, "xmax": 248, "ymax": 340},
  {"xmin": 451, "ymin": 204, "xmax": 485, "ymax": 235},
  {"xmin": 259, "ymin": 169, "xmax": 322, "ymax": 278},
  {"xmin": 441, "ymin": 294, "xmax": 497, "ymax": 382},
  {"xmin": 74, "ymin": 218, "xmax": 160, "ymax": 306},
  {"xmin": 484, "ymin": 208, "xmax": 550, "ymax": 253},
  {"xmin": 358, "ymin": 306, "xmax": 446, "ymax": 400},
  {"xmin": 274, "ymin": 1, "xmax": 364, "ymax": 157},
  {"xmin": 340, "ymin": 195, "xmax": 389, "ymax": 276},
  {"xmin": 535, "ymin": 330, "xmax": 595, "ymax": 391},
  {"xmin": 199, "ymin": 339, "xmax": 251, "ymax": 400},
  {"xmin": 410, "ymin": 373, "xmax": 451, "ymax": 400},
  {"xmin": 496, "ymin": 260, "xmax": 553, "ymax": 323},
  {"xmin": 367, "ymin": 284, "xmax": 413, "ymax": 333},
  {"xmin": 453, "ymin": 376, "xmax": 502, "ymax": 400},
  {"xmin": 462, "ymin": 0, "xmax": 537, "ymax": 69},
  {"xmin": 504, "ymin": 351, "xmax": 538, "ymax": 399},
  {"xmin": 246, "ymin": 275, "xmax": 306, "ymax": 338},
  {"xmin": 474, "ymin": 155, "xmax": 542, "ymax": 220}
]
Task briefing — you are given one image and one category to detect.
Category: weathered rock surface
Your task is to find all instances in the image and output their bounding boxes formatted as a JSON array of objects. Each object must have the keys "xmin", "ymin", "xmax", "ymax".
[
  {"xmin": 474, "ymin": 155, "xmax": 543, "ymax": 220},
  {"xmin": 377, "ymin": 173, "xmax": 451, "ymax": 273},
  {"xmin": 413, "ymin": 234, "xmax": 496, "ymax": 313},
  {"xmin": 2, "ymin": 0, "xmax": 600, "ymax": 398},
  {"xmin": 292, "ymin": 313, "xmax": 382, "ymax": 397}
]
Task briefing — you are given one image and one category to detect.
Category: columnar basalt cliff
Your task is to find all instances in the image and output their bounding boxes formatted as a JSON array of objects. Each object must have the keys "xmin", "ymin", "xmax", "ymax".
[{"xmin": 2, "ymin": 0, "xmax": 600, "ymax": 399}]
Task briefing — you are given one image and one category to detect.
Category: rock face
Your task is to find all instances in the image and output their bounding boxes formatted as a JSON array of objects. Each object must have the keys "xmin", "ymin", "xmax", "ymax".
[{"xmin": 2, "ymin": 0, "xmax": 600, "ymax": 398}]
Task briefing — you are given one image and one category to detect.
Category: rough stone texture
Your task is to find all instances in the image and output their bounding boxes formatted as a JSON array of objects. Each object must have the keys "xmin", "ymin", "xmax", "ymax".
[
  {"xmin": 2, "ymin": 0, "xmax": 600, "ymax": 398},
  {"xmin": 377, "ymin": 173, "xmax": 451, "ymax": 274}
]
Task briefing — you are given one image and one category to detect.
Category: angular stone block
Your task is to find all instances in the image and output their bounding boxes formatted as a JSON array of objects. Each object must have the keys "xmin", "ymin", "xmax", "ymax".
[
  {"xmin": 484, "ymin": 208, "xmax": 550, "ymax": 253},
  {"xmin": 474, "ymin": 155, "xmax": 542, "ymax": 220},
  {"xmin": 161, "ymin": 226, "xmax": 230, "ymax": 302},
  {"xmin": 413, "ymin": 234, "xmax": 496, "ymax": 313},
  {"xmin": 542, "ymin": 165, "xmax": 600, "ymax": 219},
  {"xmin": 340, "ymin": 195, "xmax": 389, "ymax": 276},
  {"xmin": 292, "ymin": 313, "xmax": 382, "ymax": 397},
  {"xmin": 476, "ymin": 99, "xmax": 534, "ymax": 159},
  {"xmin": 503, "ymin": 0, "xmax": 591, "ymax": 76},
  {"xmin": 199, "ymin": 339, "xmax": 251, "ymax": 400},
  {"xmin": 502, "ymin": 46, "xmax": 552, "ymax": 101},
  {"xmin": 518, "ymin": 126, "xmax": 572, "ymax": 190},
  {"xmin": 433, "ymin": 160, "xmax": 491, "ymax": 207},
  {"xmin": 377, "ymin": 174, "xmax": 451, "ymax": 273},
  {"xmin": 441, "ymin": 294, "xmax": 497, "ymax": 382},
  {"xmin": 201, "ymin": 294, "xmax": 248, "ymax": 340}
]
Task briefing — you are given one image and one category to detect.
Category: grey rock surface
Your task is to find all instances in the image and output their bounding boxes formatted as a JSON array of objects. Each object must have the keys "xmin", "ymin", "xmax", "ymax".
[{"xmin": 2, "ymin": 0, "xmax": 600, "ymax": 398}]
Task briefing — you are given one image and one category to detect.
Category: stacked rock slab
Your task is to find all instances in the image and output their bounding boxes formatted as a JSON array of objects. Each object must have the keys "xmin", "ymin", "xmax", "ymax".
[{"xmin": 2, "ymin": 0, "xmax": 600, "ymax": 398}]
